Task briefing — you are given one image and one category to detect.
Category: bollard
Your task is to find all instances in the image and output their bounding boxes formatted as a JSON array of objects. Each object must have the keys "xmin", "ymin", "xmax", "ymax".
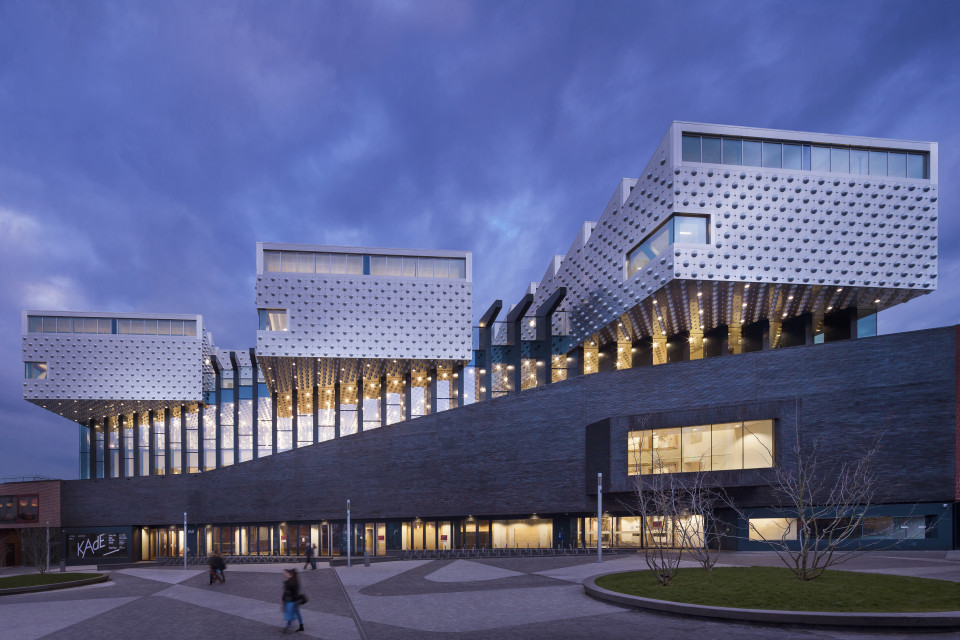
[
  {"xmin": 363, "ymin": 551, "xmax": 370, "ymax": 567},
  {"xmin": 60, "ymin": 559, "xmax": 66, "ymax": 573}
]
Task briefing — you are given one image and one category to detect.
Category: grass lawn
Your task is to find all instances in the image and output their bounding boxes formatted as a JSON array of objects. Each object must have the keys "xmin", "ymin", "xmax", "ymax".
[
  {"xmin": 595, "ymin": 567, "xmax": 960, "ymax": 613},
  {"xmin": 0, "ymin": 573, "xmax": 104, "ymax": 590}
]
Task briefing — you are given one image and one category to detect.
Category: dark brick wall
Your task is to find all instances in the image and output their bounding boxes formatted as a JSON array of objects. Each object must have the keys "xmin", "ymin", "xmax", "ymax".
[{"xmin": 60, "ymin": 326, "xmax": 958, "ymax": 527}]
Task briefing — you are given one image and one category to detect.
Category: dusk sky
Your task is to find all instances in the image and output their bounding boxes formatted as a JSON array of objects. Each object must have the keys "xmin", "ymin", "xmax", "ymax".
[{"xmin": 1, "ymin": 0, "xmax": 958, "ymax": 480}]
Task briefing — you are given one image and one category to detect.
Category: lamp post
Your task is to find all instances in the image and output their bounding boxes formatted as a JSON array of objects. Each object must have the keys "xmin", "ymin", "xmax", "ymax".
[
  {"xmin": 596, "ymin": 473, "xmax": 602, "ymax": 563},
  {"xmin": 45, "ymin": 521, "xmax": 50, "ymax": 573},
  {"xmin": 346, "ymin": 500, "xmax": 351, "ymax": 568},
  {"xmin": 183, "ymin": 512, "xmax": 187, "ymax": 570}
]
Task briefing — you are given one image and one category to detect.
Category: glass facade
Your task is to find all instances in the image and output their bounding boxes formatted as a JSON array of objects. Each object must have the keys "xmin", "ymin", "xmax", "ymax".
[
  {"xmin": 625, "ymin": 214, "xmax": 709, "ymax": 279},
  {"xmin": 262, "ymin": 249, "xmax": 467, "ymax": 280},
  {"xmin": 27, "ymin": 315, "xmax": 197, "ymax": 336},
  {"xmin": 682, "ymin": 133, "xmax": 929, "ymax": 179},
  {"xmin": 628, "ymin": 420, "xmax": 774, "ymax": 475}
]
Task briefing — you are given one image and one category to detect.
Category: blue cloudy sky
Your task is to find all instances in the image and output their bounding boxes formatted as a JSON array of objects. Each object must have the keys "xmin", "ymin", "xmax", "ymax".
[{"xmin": 1, "ymin": 0, "xmax": 958, "ymax": 479}]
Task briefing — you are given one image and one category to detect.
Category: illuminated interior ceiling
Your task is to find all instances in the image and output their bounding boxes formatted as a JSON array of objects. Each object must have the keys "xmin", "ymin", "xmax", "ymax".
[
  {"xmin": 256, "ymin": 356, "xmax": 469, "ymax": 397},
  {"xmin": 594, "ymin": 279, "xmax": 919, "ymax": 348},
  {"xmin": 27, "ymin": 398, "xmax": 194, "ymax": 425}
]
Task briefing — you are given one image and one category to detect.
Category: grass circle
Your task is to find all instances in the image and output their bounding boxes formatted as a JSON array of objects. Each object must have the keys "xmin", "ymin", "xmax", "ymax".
[
  {"xmin": 595, "ymin": 567, "xmax": 960, "ymax": 613},
  {"xmin": 0, "ymin": 573, "xmax": 105, "ymax": 590}
]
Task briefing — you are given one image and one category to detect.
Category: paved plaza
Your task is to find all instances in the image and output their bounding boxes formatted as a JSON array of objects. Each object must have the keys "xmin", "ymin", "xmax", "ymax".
[{"xmin": 2, "ymin": 552, "xmax": 960, "ymax": 639}]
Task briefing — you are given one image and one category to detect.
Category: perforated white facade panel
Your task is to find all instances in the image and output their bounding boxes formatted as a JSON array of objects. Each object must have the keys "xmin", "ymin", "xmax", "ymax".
[
  {"xmin": 21, "ymin": 311, "xmax": 205, "ymax": 423},
  {"xmin": 255, "ymin": 243, "xmax": 473, "ymax": 362},
  {"xmin": 532, "ymin": 122, "xmax": 939, "ymax": 346}
]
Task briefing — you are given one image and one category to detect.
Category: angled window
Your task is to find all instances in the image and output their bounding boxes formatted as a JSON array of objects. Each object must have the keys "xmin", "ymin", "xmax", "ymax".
[
  {"xmin": 625, "ymin": 214, "xmax": 709, "ymax": 279},
  {"xmin": 258, "ymin": 309, "xmax": 288, "ymax": 331},
  {"xmin": 24, "ymin": 362, "xmax": 47, "ymax": 380}
]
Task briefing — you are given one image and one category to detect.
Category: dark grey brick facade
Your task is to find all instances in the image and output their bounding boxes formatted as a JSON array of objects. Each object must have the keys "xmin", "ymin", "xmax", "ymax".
[{"xmin": 61, "ymin": 326, "xmax": 958, "ymax": 528}]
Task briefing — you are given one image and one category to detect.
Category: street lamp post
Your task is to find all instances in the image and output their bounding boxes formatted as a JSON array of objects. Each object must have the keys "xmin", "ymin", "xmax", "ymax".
[
  {"xmin": 597, "ymin": 473, "xmax": 602, "ymax": 563},
  {"xmin": 346, "ymin": 500, "xmax": 351, "ymax": 568},
  {"xmin": 183, "ymin": 512, "xmax": 187, "ymax": 570}
]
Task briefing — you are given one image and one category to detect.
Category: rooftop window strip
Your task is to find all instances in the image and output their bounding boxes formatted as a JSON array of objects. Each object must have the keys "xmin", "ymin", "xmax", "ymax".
[
  {"xmin": 262, "ymin": 249, "xmax": 467, "ymax": 279},
  {"xmin": 681, "ymin": 133, "xmax": 929, "ymax": 179},
  {"xmin": 27, "ymin": 315, "xmax": 197, "ymax": 336}
]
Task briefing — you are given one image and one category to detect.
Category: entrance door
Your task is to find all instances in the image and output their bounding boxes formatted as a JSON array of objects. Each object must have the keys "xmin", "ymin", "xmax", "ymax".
[{"xmin": 364, "ymin": 523, "xmax": 375, "ymax": 555}]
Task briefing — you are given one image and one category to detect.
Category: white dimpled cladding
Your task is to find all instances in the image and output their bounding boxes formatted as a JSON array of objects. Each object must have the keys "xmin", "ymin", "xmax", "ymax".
[
  {"xmin": 22, "ymin": 332, "xmax": 204, "ymax": 423},
  {"xmin": 530, "ymin": 123, "xmax": 938, "ymax": 347},
  {"xmin": 255, "ymin": 275, "xmax": 473, "ymax": 361}
]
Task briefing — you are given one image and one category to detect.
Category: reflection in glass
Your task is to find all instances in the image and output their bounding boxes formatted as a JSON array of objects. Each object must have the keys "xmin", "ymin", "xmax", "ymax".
[
  {"xmin": 742, "ymin": 140, "xmax": 762, "ymax": 167},
  {"xmin": 761, "ymin": 142, "xmax": 781, "ymax": 168},
  {"xmin": 701, "ymin": 137, "xmax": 721, "ymax": 164},
  {"xmin": 681, "ymin": 135, "xmax": 700, "ymax": 162},
  {"xmin": 811, "ymin": 146, "xmax": 830, "ymax": 172},
  {"xmin": 782, "ymin": 144, "xmax": 802, "ymax": 170},
  {"xmin": 850, "ymin": 149, "xmax": 868, "ymax": 175},
  {"xmin": 722, "ymin": 138, "xmax": 741, "ymax": 165}
]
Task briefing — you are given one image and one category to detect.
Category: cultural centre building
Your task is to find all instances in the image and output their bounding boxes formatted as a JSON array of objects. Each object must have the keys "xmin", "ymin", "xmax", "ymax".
[{"xmin": 4, "ymin": 122, "xmax": 954, "ymax": 565}]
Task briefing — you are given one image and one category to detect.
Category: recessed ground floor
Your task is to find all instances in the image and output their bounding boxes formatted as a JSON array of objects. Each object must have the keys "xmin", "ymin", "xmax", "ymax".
[{"xmin": 60, "ymin": 501, "xmax": 955, "ymax": 565}]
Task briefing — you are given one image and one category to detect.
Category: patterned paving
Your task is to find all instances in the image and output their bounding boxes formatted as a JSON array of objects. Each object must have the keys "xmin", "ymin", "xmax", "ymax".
[{"xmin": 2, "ymin": 552, "xmax": 960, "ymax": 639}]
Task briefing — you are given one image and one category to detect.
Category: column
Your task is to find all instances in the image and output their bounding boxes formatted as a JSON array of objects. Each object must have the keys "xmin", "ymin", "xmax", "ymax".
[
  {"xmin": 164, "ymin": 408, "xmax": 172, "ymax": 475},
  {"xmin": 428, "ymin": 368, "xmax": 438, "ymax": 415},
  {"xmin": 356, "ymin": 381, "xmax": 364, "ymax": 432},
  {"xmin": 292, "ymin": 388, "xmax": 300, "ymax": 445},
  {"xmin": 688, "ymin": 329, "xmax": 704, "ymax": 360},
  {"xmin": 314, "ymin": 384, "xmax": 320, "ymax": 443},
  {"xmin": 380, "ymin": 376, "xmax": 388, "ymax": 427},
  {"xmin": 271, "ymin": 393, "xmax": 279, "ymax": 454},
  {"xmin": 148, "ymin": 410, "xmax": 156, "ymax": 476},
  {"xmin": 180, "ymin": 404, "xmax": 188, "ymax": 473},
  {"xmin": 403, "ymin": 371, "xmax": 413, "ymax": 421},
  {"xmin": 728, "ymin": 324, "xmax": 743, "ymax": 355},
  {"xmin": 334, "ymin": 382, "xmax": 341, "ymax": 439}
]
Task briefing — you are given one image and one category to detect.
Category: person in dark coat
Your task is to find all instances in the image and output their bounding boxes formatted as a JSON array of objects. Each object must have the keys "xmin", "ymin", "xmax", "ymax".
[
  {"xmin": 303, "ymin": 544, "xmax": 316, "ymax": 570},
  {"xmin": 208, "ymin": 552, "xmax": 226, "ymax": 585},
  {"xmin": 281, "ymin": 568, "xmax": 304, "ymax": 633}
]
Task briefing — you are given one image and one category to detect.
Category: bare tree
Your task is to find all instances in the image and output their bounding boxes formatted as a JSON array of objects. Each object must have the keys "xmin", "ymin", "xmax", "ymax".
[
  {"xmin": 629, "ymin": 452, "xmax": 686, "ymax": 586},
  {"xmin": 19, "ymin": 528, "xmax": 49, "ymax": 574},
  {"xmin": 731, "ymin": 414, "xmax": 884, "ymax": 581},
  {"xmin": 675, "ymin": 467, "xmax": 723, "ymax": 571}
]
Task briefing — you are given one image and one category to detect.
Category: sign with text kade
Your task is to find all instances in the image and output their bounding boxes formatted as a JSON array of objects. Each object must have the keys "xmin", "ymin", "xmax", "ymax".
[{"xmin": 67, "ymin": 528, "xmax": 130, "ymax": 561}]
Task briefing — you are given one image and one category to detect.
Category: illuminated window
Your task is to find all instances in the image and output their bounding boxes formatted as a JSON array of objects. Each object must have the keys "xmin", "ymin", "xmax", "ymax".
[
  {"xmin": 628, "ymin": 419, "xmax": 774, "ymax": 475},
  {"xmin": 24, "ymin": 362, "xmax": 47, "ymax": 380},
  {"xmin": 258, "ymin": 309, "xmax": 288, "ymax": 331}
]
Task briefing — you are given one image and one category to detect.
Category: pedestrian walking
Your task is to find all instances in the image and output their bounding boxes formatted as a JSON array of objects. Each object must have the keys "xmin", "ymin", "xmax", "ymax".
[
  {"xmin": 303, "ymin": 544, "xmax": 317, "ymax": 570},
  {"xmin": 281, "ymin": 568, "xmax": 305, "ymax": 633}
]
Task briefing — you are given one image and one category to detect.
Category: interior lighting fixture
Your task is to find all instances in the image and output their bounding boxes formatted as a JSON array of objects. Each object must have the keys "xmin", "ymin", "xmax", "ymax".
[{"xmin": 874, "ymin": 299, "xmax": 881, "ymax": 304}]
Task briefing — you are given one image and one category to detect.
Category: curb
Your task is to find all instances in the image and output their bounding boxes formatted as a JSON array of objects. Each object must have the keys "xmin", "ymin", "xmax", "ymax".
[
  {"xmin": 0, "ymin": 574, "xmax": 109, "ymax": 596},
  {"xmin": 583, "ymin": 573, "xmax": 960, "ymax": 629}
]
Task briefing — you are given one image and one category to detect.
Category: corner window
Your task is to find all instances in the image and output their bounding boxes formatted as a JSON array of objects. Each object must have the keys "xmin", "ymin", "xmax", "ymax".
[
  {"xmin": 24, "ymin": 362, "xmax": 47, "ymax": 380},
  {"xmin": 258, "ymin": 309, "xmax": 288, "ymax": 331},
  {"xmin": 625, "ymin": 214, "xmax": 709, "ymax": 279}
]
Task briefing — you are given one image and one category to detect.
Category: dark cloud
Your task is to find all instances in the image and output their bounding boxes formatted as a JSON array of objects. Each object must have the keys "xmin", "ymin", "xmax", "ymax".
[{"xmin": 0, "ymin": 0, "xmax": 957, "ymax": 479}]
